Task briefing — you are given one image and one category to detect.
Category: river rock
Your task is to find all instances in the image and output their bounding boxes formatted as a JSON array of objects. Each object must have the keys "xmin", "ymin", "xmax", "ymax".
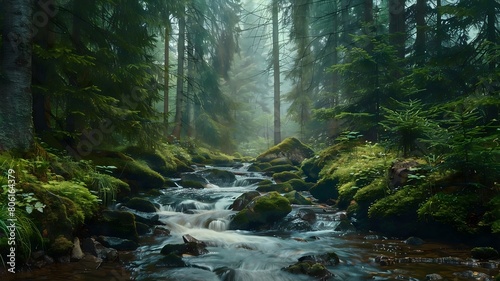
[
  {"xmin": 125, "ymin": 197, "xmax": 157, "ymax": 213},
  {"xmin": 156, "ymin": 253, "xmax": 187, "ymax": 268},
  {"xmin": 201, "ymin": 168, "xmax": 237, "ymax": 186},
  {"xmin": 404, "ymin": 236, "xmax": 425, "ymax": 245},
  {"xmin": 181, "ymin": 172, "xmax": 209, "ymax": 185},
  {"xmin": 229, "ymin": 192, "xmax": 292, "ymax": 230},
  {"xmin": 256, "ymin": 137, "xmax": 314, "ymax": 165},
  {"xmin": 231, "ymin": 191, "xmax": 260, "ymax": 211},
  {"xmin": 284, "ymin": 191, "xmax": 312, "ymax": 205},
  {"xmin": 97, "ymin": 235, "xmax": 139, "ymax": 251},
  {"xmin": 71, "ymin": 237, "xmax": 85, "ymax": 261},
  {"xmin": 298, "ymin": 252, "xmax": 340, "ymax": 266},
  {"xmin": 87, "ymin": 210, "xmax": 139, "ymax": 242},
  {"xmin": 297, "ymin": 208, "xmax": 317, "ymax": 223},
  {"xmin": 471, "ymin": 247, "xmax": 499, "ymax": 260},
  {"xmin": 160, "ymin": 242, "xmax": 208, "ymax": 256},
  {"xmin": 309, "ymin": 178, "xmax": 339, "ymax": 203},
  {"xmin": 426, "ymin": 273, "xmax": 444, "ymax": 280},
  {"xmin": 282, "ymin": 260, "xmax": 334, "ymax": 280}
]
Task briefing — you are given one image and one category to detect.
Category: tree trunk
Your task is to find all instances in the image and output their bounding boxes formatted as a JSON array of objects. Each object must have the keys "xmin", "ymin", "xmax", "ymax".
[
  {"xmin": 164, "ymin": 25, "xmax": 170, "ymax": 136},
  {"xmin": 186, "ymin": 32, "xmax": 195, "ymax": 138},
  {"xmin": 171, "ymin": 13, "xmax": 186, "ymax": 140},
  {"xmin": 389, "ymin": 0, "xmax": 406, "ymax": 59},
  {"xmin": 0, "ymin": 0, "xmax": 34, "ymax": 152},
  {"xmin": 415, "ymin": 0, "xmax": 426, "ymax": 62},
  {"xmin": 436, "ymin": 0, "xmax": 442, "ymax": 56},
  {"xmin": 272, "ymin": 0, "xmax": 281, "ymax": 145}
]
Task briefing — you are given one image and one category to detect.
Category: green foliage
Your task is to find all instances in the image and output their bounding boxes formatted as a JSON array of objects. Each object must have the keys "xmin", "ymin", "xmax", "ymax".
[
  {"xmin": 479, "ymin": 194, "xmax": 500, "ymax": 233},
  {"xmin": 369, "ymin": 186, "xmax": 428, "ymax": 218},
  {"xmin": 417, "ymin": 192, "xmax": 481, "ymax": 233},
  {"xmin": 42, "ymin": 181, "xmax": 99, "ymax": 224},
  {"xmin": 380, "ymin": 99, "xmax": 438, "ymax": 157},
  {"xmin": 0, "ymin": 206, "xmax": 43, "ymax": 261}
]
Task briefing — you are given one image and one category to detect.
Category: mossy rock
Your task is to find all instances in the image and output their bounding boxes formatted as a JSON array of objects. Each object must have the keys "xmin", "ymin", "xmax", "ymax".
[
  {"xmin": 256, "ymin": 137, "xmax": 314, "ymax": 165},
  {"xmin": 273, "ymin": 171, "xmax": 301, "ymax": 183},
  {"xmin": 124, "ymin": 146, "xmax": 174, "ymax": 176},
  {"xmin": 49, "ymin": 235, "xmax": 73, "ymax": 257},
  {"xmin": 309, "ymin": 178, "xmax": 339, "ymax": 203},
  {"xmin": 471, "ymin": 247, "xmax": 499, "ymax": 260},
  {"xmin": 286, "ymin": 178, "xmax": 314, "ymax": 191},
  {"xmin": 269, "ymin": 157, "xmax": 293, "ymax": 166},
  {"xmin": 164, "ymin": 178, "xmax": 178, "ymax": 188},
  {"xmin": 84, "ymin": 151, "xmax": 165, "ymax": 192},
  {"xmin": 231, "ymin": 191, "xmax": 261, "ymax": 211},
  {"xmin": 229, "ymin": 192, "xmax": 292, "ymax": 230},
  {"xmin": 257, "ymin": 179, "xmax": 273, "ymax": 186},
  {"xmin": 136, "ymin": 222, "xmax": 150, "ymax": 235},
  {"xmin": 181, "ymin": 180, "xmax": 206, "ymax": 189},
  {"xmin": 248, "ymin": 162, "xmax": 271, "ymax": 172},
  {"xmin": 284, "ymin": 191, "xmax": 312, "ymax": 205},
  {"xmin": 87, "ymin": 210, "xmax": 139, "ymax": 242},
  {"xmin": 353, "ymin": 178, "xmax": 386, "ymax": 206},
  {"xmin": 125, "ymin": 197, "xmax": 157, "ymax": 213},
  {"xmin": 262, "ymin": 164, "xmax": 299, "ymax": 175},
  {"xmin": 256, "ymin": 183, "xmax": 293, "ymax": 193}
]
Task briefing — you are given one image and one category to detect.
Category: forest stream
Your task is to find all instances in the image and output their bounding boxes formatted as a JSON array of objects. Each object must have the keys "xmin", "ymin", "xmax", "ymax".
[{"xmin": 8, "ymin": 164, "xmax": 499, "ymax": 281}]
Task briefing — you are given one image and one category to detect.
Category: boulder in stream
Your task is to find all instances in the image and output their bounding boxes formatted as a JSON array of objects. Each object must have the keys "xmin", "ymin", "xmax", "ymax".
[
  {"xmin": 230, "ymin": 191, "xmax": 260, "ymax": 211},
  {"xmin": 256, "ymin": 137, "xmax": 314, "ymax": 165},
  {"xmin": 201, "ymin": 168, "xmax": 237, "ymax": 186},
  {"xmin": 229, "ymin": 192, "xmax": 292, "ymax": 230},
  {"xmin": 309, "ymin": 178, "xmax": 339, "ymax": 203},
  {"xmin": 160, "ymin": 234, "xmax": 208, "ymax": 256},
  {"xmin": 125, "ymin": 197, "xmax": 157, "ymax": 213}
]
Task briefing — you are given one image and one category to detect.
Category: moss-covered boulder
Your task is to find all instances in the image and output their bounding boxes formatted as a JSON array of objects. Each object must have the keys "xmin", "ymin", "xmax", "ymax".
[
  {"xmin": 256, "ymin": 137, "xmax": 314, "ymax": 165},
  {"xmin": 256, "ymin": 182, "xmax": 293, "ymax": 193},
  {"xmin": 471, "ymin": 247, "xmax": 499, "ymax": 260},
  {"xmin": 84, "ymin": 151, "xmax": 165, "ymax": 192},
  {"xmin": 231, "ymin": 191, "xmax": 260, "ymax": 211},
  {"xmin": 309, "ymin": 178, "xmax": 339, "ymax": 203},
  {"xmin": 248, "ymin": 162, "xmax": 272, "ymax": 172},
  {"xmin": 273, "ymin": 171, "xmax": 301, "ymax": 183},
  {"xmin": 287, "ymin": 178, "xmax": 314, "ymax": 192},
  {"xmin": 269, "ymin": 157, "xmax": 293, "ymax": 166},
  {"xmin": 284, "ymin": 191, "xmax": 312, "ymax": 205},
  {"xmin": 49, "ymin": 235, "xmax": 74, "ymax": 257},
  {"xmin": 262, "ymin": 164, "xmax": 299, "ymax": 175},
  {"xmin": 180, "ymin": 180, "xmax": 206, "ymax": 189},
  {"xmin": 229, "ymin": 192, "xmax": 292, "ymax": 230},
  {"xmin": 87, "ymin": 210, "xmax": 139, "ymax": 242},
  {"xmin": 125, "ymin": 197, "xmax": 157, "ymax": 213}
]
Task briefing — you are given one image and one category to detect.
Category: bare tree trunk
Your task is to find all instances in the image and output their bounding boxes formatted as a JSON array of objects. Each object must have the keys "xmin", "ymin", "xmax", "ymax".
[
  {"xmin": 272, "ymin": 0, "xmax": 281, "ymax": 145},
  {"xmin": 0, "ymin": 0, "xmax": 34, "ymax": 152},
  {"xmin": 172, "ymin": 13, "xmax": 186, "ymax": 140},
  {"xmin": 415, "ymin": 0, "xmax": 426, "ymax": 63},
  {"xmin": 164, "ymin": 25, "xmax": 170, "ymax": 136},
  {"xmin": 389, "ymin": 0, "xmax": 406, "ymax": 59},
  {"xmin": 436, "ymin": 0, "xmax": 442, "ymax": 56}
]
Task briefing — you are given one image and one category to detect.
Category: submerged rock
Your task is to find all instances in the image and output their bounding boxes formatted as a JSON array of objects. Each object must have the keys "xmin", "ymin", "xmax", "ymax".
[
  {"xmin": 282, "ymin": 260, "xmax": 334, "ymax": 280},
  {"xmin": 404, "ymin": 236, "xmax": 425, "ymax": 245},
  {"xmin": 97, "ymin": 235, "xmax": 139, "ymax": 251},
  {"xmin": 201, "ymin": 168, "xmax": 237, "ymax": 186}
]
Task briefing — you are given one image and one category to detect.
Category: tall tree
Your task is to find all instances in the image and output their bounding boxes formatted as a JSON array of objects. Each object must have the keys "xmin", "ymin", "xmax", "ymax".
[
  {"xmin": 389, "ymin": 0, "xmax": 406, "ymax": 59},
  {"xmin": 172, "ymin": 12, "xmax": 186, "ymax": 140},
  {"xmin": 272, "ymin": 0, "xmax": 281, "ymax": 145},
  {"xmin": 0, "ymin": 0, "xmax": 34, "ymax": 152}
]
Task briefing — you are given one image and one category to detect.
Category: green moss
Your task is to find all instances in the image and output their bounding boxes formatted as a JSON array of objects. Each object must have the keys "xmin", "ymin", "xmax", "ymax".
[
  {"xmin": 353, "ymin": 178, "xmax": 387, "ymax": 204},
  {"xmin": 85, "ymin": 153, "xmax": 165, "ymax": 191},
  {"xmin": 286, "ymin": 178, "xmax": 314, "ymax": 191},
  {"xmin": 480, "ymin": 194, "xmax": 500, "ymax": 233},
  {"xmin": 49, "ymin": 235, "xmax": 73, "ymax": 256},
  {"xmin": 256, "ymin": 137, "xmax": 314, "ymax": 165},
  {"xmin": 262, "ymin": 164, "xmax": 299, "ymax": 174},
  {"xmin": 284, "ymin": 191, "xmax": 312, "ymax": 205},
  {"xmin": 471, "ymin": 247, "xmax": 499, "ymax": 260},
  {"xmin": 337, "ymin": 182, "xmax": 358, "ymax": 209},
  {"xmin": 417, "ymin": 192, "xmax": 481, "ymax": 233},
  {"xmin": 269, "ymin": 158, "xmax": 292, "ymax": 166},
  {"xmin": 369, "ymin": 186, "xmax": 428, "ymax": 219},
  {"xmin": 256, "ymin": 183, "xmax": 293, "ymax": 193},
  {"xmin": 90, "ymin": 210, "xmax": 139, "ymax": 242},
  {"xmin": 309, "ymin": 178, "xmax": 339, "ymax": 202},
  {"xmin": 42, "ymin": 181, "xmax": 99, "ymax": 220},
  {"xmin": 181, "ymin": 180, "xmax": 205, "ymax": 189},
  {"xmin": 125, "ymin": 197, "xmax": 157, "ymax": 213},
  {"xmin": 273, "ymin": 171, "xmax": 301, "ymax": 183}
]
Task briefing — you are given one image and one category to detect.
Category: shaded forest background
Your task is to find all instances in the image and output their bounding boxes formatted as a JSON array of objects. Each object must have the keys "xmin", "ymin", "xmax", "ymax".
[{"xmin": 0, "ymin": 0, "xmax": 498, "ymax": 157}]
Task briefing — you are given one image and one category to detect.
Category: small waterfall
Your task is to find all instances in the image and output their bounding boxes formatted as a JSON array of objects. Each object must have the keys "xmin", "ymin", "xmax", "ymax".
[{"xmin": 208, "ymin": 219, "xmax": 228, "ymax": 231}]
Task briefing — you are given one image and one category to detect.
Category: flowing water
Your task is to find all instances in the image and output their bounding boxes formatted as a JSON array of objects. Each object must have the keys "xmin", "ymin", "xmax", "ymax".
[
  {"xmin": 125, "ymin": 165, "xmax": 499, "ymax": 281},
  {"xmin": 5, "ymin": 164, "xmax": 499, "ymax": 280}
]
